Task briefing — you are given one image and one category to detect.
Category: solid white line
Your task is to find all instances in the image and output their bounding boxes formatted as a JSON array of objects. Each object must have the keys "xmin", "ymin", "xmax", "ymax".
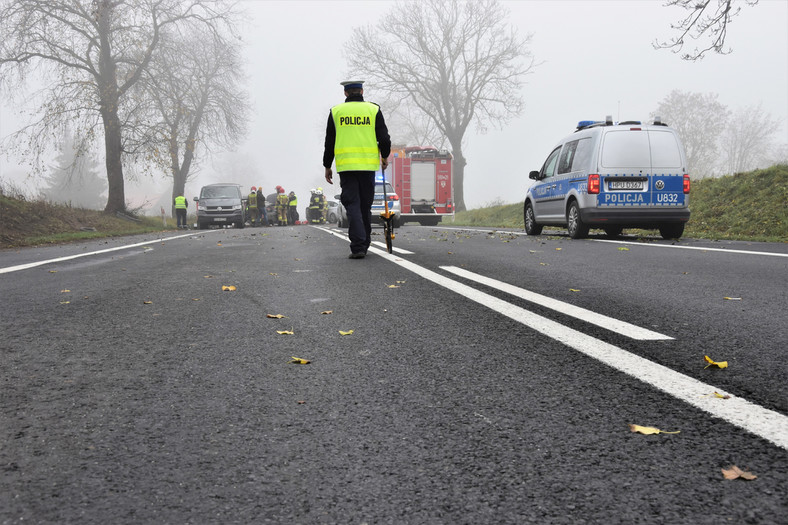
[
  {"xmin": 0, "ymin": 231, "xmax": 218, "ymax": 274},
  {"xmin": 317, "ymin": 226, "xmax": 414, "ymax": 255},
  {"xmin": 440, "ymin": 266, "xmax": 672, "ymax": 341},
  {"xmin": 592, "ymin": 239, "xmax": 788, "ymax": 258},
  {"xmin": 362, "ymin": 245, "xmax": 788, "ymax": 450}
]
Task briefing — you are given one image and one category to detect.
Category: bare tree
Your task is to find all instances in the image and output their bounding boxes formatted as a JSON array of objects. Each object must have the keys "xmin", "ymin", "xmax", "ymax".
[
  {"xmin": 0, "ymin": 0, "xmax": 236, "ymax": 214},
  {"xmin": 654, "ymin": 0, "xmax": 759, "ymax": 61},
  {"xmin": 344, "ymin": 0, "xmax": 535, "ymax": 211},
  {"xmin": 651, "ymin": 90, "xmax": 730, "ymax": 178},
  {"xmin": 138, "ymin": 24, "xmax": 249, "ymax": 216},
  {"xmin": 719, "ymin": 103, "xmax": 781, "ymax": 174}
]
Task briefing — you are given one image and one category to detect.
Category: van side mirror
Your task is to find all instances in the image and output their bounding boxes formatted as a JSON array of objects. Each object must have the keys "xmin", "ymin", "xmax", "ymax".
[
  {"xmin": 334, "ymin": 195, "xmax": 341, "ymax": 200},
  {"xmin": 529, "ymin": 170, "xmax": 541, "ymax": 180},
  {"xmin": 193, "ymin": 196, "xmax": 199, "ymax": 201}
]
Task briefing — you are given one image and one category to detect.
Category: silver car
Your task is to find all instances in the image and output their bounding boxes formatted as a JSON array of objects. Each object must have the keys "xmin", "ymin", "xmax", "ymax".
[{"xmin": 334, "ymin": 179, "xmax": 401, "ymax": 229}]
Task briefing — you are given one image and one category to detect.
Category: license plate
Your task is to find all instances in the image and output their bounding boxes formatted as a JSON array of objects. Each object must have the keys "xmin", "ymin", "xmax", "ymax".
[
  {"xmin": 609, "ymin": 180, "xmax": 644, "ymax": 190},
  {"xmin": 214, "ymin": 217, "xmax": 227, "ymax": 221}
]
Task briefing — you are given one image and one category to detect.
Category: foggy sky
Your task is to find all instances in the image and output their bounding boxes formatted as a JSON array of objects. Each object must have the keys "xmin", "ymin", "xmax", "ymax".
[{"xmin": 1, "ymin": 0, "xmax": 786, "ymax": 212}]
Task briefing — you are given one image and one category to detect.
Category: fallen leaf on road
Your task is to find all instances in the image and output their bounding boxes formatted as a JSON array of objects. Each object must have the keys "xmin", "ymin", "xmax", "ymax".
[
  {"xmin": 569, "ymin": 288, "xmax": 581, "ymax": 292},
  {"xmin": 143, "ymin": 301, "xmax": 153, "ymax": 304},
  {"xmin": 60, "ymin": 289, "xmax": 70, "ymax": 293},
  {"xmin": 722, "ymin": 465, "xmax": 757, "ymax": 480},
  {"xmin": 269, "ymin": 272, "xmax": 278, "ymax": 276},
  {"xmin": 59, "ymin": 301, "xmax": 70, "ymax": 304},
  {"xmin": 387, "ymin": 284, "xmax": 400, "ymax": 288},
  {"xmin": 339, "ymin": 330, "xmax": 354, "ymax": 336},
  {"xmin": 618, "ymin": 247, "xmax": 630, "ymax": 251},
  {"xmin": 704, "ymin": 355, "xmax": 728, "ymax": 369},
  {"xmin": 629, "ymin": 424, "xmax": 680, "ymax": 435},
  {"xmin": 204, "ymin": 275, "xmax": 214, "ymax": 278},
  {"xmin": 556, "ymin": 247, "xmax": 562, "ymax": 251},
  {"xmin": 396, "ymin": 280, "xmax": 406, "ymax": 284},
  {"xmin": 291, "ymin": 356, "xmax": 310, "ymax": 364},
  {"xmin": 222, "ymin": 285, "xmax": 237, "ymax": 291},
  {"xmin": 723, "ymin": 297, "xmax": 742, "ymax": 301},
  {"xmin": 321, "ymin": 310, "xmax": 333, "ymax": 315},
  {"xmin": 192, "ymin": 298, "xmax": 201, "ymax": 301},
  {"xmin": 277, "ymin": 328, "xmax": 294, "ymax": 335},
  {"xmin": 49, "ymin": 270, "xmax": 57, "ymax": 273},
  {"xmin": 267, "ymin": 314, "xmax": 287, "ymax": 319}
]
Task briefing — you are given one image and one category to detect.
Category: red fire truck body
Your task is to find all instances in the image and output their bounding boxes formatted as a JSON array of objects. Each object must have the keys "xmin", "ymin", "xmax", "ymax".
[{"xmin": 389, "ymin": 146, "xmax": 454, "ymax": 226}]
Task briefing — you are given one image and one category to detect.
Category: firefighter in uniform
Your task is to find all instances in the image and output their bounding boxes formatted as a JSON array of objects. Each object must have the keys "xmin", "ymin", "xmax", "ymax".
[
  {"xmin": 288, "ymin": 191, "xmax": 298, "ymax": 225},
  {"xmin": 276, "ymin": 186, "xmax": 289, "ymax": 226},
  {"xmin": 174, "ymin": 194, "xmax": 188, "ymax": 229},
  {"xmin": 323, "ymin": 80, "xmax": 391, "ymax": 258},
  {"xmin": 247, "ymin": 186, "xmax": 259, "ymax": 226}
]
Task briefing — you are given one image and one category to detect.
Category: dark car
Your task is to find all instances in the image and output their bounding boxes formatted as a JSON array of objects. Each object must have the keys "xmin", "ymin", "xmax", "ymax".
[{"xmin": 194, "ymin": 183, "xmax": 245, "ymax": 229}]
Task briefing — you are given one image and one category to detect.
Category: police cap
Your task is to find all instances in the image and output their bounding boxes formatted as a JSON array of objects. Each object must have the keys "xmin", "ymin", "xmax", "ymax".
[{"xmin": 341, "ymin": 80, "xmax": 364, "ymax": 90}]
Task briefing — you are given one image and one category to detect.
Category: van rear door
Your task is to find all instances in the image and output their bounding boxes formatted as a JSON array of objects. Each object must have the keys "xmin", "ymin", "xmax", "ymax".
[{"xmin": 647, "ymin": 129, "xmax": 688, "ymax": 208}]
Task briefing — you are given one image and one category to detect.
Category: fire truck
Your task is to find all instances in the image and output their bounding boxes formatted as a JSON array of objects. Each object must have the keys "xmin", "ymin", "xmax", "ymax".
[{"xmin": 388, "ymin": 146, "xmax": 454, "ymax": 226}]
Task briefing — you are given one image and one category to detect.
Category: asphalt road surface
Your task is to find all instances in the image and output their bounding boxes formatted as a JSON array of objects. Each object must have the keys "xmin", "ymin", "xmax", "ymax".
[{"xmin": 1, "ymin": 224, "xmax": 786, "ymax": 524}]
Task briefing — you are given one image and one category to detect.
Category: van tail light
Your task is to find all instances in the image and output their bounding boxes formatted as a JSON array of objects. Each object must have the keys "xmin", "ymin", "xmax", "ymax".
[
  {"xmin": 683, "ymin": 174, "xmax": 691, "ymax": 194},
  {"xmin": 391, "ymin": 194, "xmax": 399, "ymax": 201},
  {"xmin": 588, "ymin": 174, "xmax": 600, "ymax": 194}
]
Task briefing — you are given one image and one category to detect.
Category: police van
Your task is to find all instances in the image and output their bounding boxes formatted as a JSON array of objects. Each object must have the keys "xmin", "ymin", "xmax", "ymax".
[{"xmin": 524, "ymin": 117, "xmax": 691, "ymax": 239}]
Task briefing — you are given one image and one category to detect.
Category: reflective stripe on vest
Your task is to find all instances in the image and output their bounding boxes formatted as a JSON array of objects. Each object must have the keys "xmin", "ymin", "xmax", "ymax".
[
  {"xmin": 174, "ymin": 196, "xmax": 187, "ymax": 209},
  {"xmin": 331, "ymin": 101, "xmax": 379, "ymax": 172}
]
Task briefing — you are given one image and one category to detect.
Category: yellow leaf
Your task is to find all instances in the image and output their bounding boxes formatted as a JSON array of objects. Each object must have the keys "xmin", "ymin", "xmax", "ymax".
[
  {"xmin": 49, "ymin": 270, "xmax": 57, "ymax": 273},
  {"xmin": 569, "ymin": 288, "xmax": 581, "ymax": 292},
  {"xmin": 723, "ymin": 297, "xmax": 742, "ymax": 301},
  {"xmin": 321, "ymin": 310, "xmax": 333, "ymax": 315},
  {"xmin": 387, "ymin": 284, "xmax": 400, "ymax": 288},
  {"xmin": 396, "ymin": 280, "xmax": 406, "ymax": 284},
  {"xmin": 721, "ymin": 465, "xmax": 757, "ymax": 481},
  {"xmin": 540, "ymin": 262, "xmax": 548, "ymax": 266},
  {"xmin": 269, "ymin": 272, "xmax": 278, "ymax": 276},
  {"xmin": 713, "ymin": 391, "xmax": 731, "ymax": 399},
  {"xmin": 204, "ymin": 275, "xmax": 214, "ymax": 278},
  {"xmin": 222, "ymin": 285, "xmax": 237, "ymax": 291},
  {"xmin": 192, "ymin": 298, "xmax": 201, "ymax": 301},
  {"xmin": 60, "ymin": 289, "xmax": 70, "ymax": 293},
  {"xmin": 618, "ymin": 247, "xmax": 630, "ymax": 251},
  {"xmin": 339, "ymin": 330, "xmax": 354, "ymax": 336},
  {"xmin": 59, "ymin": 301, "xmax": 70, "ymax": 304},
  {"xmin": 704, "ymin": 355, "xmax": 728, "ymax": 369},
  {"xmin": 267, "ymin": 314, "xmax": 287, "ymax": 319},
  {"xmin": 556, "ymin": 247, "xmax": 562, "ymax": 251},
  {"xmin": 629, "ymin": 424, "xmax": 680, "ymax": 435},
  {"xmin": 143, "ymin": 300, "xmax": 153, "ymax": 304},
  {"xmin": 447, "ymin": 251, "xmax": 453, "ymax": 254},
  {"xmin": 291, "ymin": 356, "xmax": 311, "ymax": 364},
  {"xmin": 294, "ymin": 258, "xmax": 302, "ymax": 261},
  {"xmin": 277, "ymin": 328, "xmax": 294, "ymax": 335}
]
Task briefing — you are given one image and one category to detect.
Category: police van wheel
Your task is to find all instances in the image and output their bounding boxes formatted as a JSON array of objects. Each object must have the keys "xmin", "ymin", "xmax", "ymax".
[
  {"xmin": 659, "ymin": 223, "xmax": 684, "ymax": 240},
  {"xmin": 567, "ymin": 202, "xmax": 589, "ymax": 239},
  {"xmin": 524, "ymin": 202, "xmax": 543, "ymax": 236}
]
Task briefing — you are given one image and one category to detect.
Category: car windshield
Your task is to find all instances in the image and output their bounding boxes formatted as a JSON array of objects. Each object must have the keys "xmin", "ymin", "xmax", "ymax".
[
  {"xmin": 202, "ymin": 186, "xmax": 239, "ymax": 199},
  {"xmin": 374, "ymin": 183, "xmax": 395, "ymax": 195}
]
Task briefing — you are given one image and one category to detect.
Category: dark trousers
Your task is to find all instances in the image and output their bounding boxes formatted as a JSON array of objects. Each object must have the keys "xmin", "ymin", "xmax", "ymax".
[
  {"xmin": 339, "ymin": 171, "xmax": 375, "ymax": 254},
  {"xmin": 176, "ymin": 208, "xmax": 187, "ymax": 227}
]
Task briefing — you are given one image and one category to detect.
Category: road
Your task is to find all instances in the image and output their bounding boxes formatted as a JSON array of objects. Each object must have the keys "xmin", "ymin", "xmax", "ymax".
[{"xmin": 1, "ymin": 224, "xmax": 786, "ymax": 524}]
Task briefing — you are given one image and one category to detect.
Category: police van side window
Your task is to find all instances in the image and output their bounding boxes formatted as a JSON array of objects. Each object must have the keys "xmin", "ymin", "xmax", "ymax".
[
  {"xmin": 557, "ymin": 141, "xmax": 578, "ymax": 174},
  {"xmin": 541, "ymin": 147, "xmax": 561, "ymax": 178},
  {"xmin": 571, "ymin": 138, "xmax": 593, "ymax": 172}
]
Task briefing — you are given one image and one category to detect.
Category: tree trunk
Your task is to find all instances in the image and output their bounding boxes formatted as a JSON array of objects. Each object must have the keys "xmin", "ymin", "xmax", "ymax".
[
  {"xmin": 448, "ymin": 137, "xmax": 467, "ymax": 212},
  {"xmin": 101, "ymin": 108, "xmax": 126, "ymax": 214}
]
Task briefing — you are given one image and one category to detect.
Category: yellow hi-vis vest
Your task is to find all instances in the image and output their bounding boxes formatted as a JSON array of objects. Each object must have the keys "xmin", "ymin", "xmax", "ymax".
[
  {"xmin": 331, "ymin": 101, "xmax": 380, "ymax": 172},
  {"xmin": 174, "ymin": 195, "xmax": 187, "ymax": 209},
  {"xmin": 289, "ymin": 196, "xmax": 298, "ymax": 206}
]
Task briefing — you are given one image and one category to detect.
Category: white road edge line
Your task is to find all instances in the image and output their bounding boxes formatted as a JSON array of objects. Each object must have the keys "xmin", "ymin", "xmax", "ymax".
[
  {"xmin": 355, "ymin": 243, "xmax": 788, "ymax": 450},
  {"xmin": 441, "ymin": 266, "xmax": 672, "ymax": 341},
  {"xmin": 428, "ymin": 226, "xmax": 787, "ymax": 258},
  {"xmin": 0, "ymin": 231, "xmax": 218, "ymax": 275}
]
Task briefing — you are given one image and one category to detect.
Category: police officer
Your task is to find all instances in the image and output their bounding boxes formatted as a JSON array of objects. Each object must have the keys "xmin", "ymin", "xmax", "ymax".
[
  {"xmin": 288, "ymin": 191, "xmax": 298, "ymax": 225},
  {"xmin": 174, "ymin": 193, "xmax": 188, "ymax": 229},
  {"xmin": 247, "ymin": 186, "xmax": 259, "ymax": 226},
  {"xmin": 323, "ymin": 80, "xmax": 391, "ymax": 259},
  {"xmin": 257, "ymin": 186, "xmax": 268, "ymax": 226}
]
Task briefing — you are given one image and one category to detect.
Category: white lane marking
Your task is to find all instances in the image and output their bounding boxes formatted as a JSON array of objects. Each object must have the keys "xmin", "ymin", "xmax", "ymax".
[
  {"xmin": 441, "ymin": 266, "xmax": 672, "ymax": 341},
  {"xmin": 317, "ymin": 226, "xmax": 414, "ymax": 255},
  {"xmin": 592, "ymin": 239, "xmax": 788, "ymax": 258},
  {"xmin": 428, "ymin": 226, "xmax": 788, "ymax": 258},
  {"xmin": 0, "ymin": 231, "xmax": 218, "ymax": 274},
  {"xmin": 361, "ymin": 244, "xmax": 788, "ymax": 450}
]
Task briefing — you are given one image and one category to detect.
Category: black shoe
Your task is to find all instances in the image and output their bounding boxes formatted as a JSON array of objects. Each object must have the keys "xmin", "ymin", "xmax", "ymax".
[{"xmin": 348, "ymin": 252, "xmax": 365, "ymax": 259}]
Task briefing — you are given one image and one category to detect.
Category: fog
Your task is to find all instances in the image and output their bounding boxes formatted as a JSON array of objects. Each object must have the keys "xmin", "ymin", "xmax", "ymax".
[{"xmin": 1, "ymin": 0, "xmax": 786, "ymax": 212}]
